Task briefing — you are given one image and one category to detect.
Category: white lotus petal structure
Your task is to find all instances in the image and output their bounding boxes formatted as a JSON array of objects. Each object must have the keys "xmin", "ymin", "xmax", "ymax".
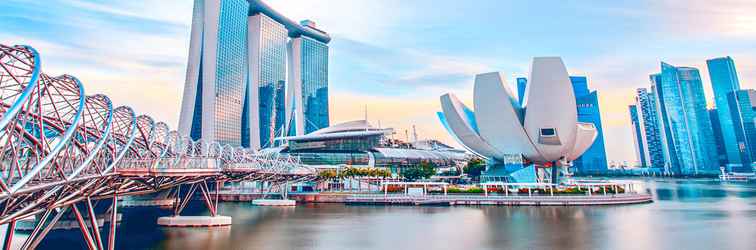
[{"xmin": 438, "ymin": 57, "xmax": 598, "ymax": 164}]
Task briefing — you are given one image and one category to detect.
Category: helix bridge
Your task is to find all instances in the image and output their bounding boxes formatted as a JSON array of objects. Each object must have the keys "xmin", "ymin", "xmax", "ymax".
[{"xmin": 0, "ymin": 44, "xmax": 317, "ymax": 249}]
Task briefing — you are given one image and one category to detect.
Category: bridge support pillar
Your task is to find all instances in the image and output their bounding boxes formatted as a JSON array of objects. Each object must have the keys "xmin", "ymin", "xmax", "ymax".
[
  {"xmin": 157, "ymin": 180, "xmax": 232, "ymax": 227},
  {"xmin": 3, "ymin": 220, "xmax": 16, "ymax": 250},
  {"xmin": 108, "ymin": 194, "xmax": 118, "ymax": 250}
]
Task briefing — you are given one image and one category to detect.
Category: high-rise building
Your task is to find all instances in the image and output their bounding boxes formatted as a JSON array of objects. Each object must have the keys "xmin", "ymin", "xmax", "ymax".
[
  {"xmin": 516, "ymin": 76, "xmax": 608, "ymax": 174},
  {"xmin": 570, "ymin": 76, "xmax": 608, "ymax": 174},
  {"xmin": 649, "ymin": 74, "xmax": 676, "ymax": 174},
  {"xmin": 629, "ymin": 105, "xmax": 646, "ymax": 167},
  {"xmin": 178, "ymin": 0, "xmax": 331, "ymax": 149},
  {"xmin": 654, "ymin": 62, "xmax": 718, "ymax": 175},
  {"xmin": 727, "ymin": 89, "xmax": 756, "ymax": 172},
  {"xmin": 707, "ymin": 57, "xmax": 750, "ymax": 167},
  {"xmin": 631, "ymin": 88, "xmax": 665, "ymax": 169},
  {"xmin": 709, "ymin": 108, "xmax": 728, "ymax": 167},
  {"xmin": 516, "ymin": 77, "xmax": 527, "ymax": 107},
  {"xmin": 287, "ymin": 21, "xmax": 330, "ymax": 135},
  {"xmin": 248, "ymin": 12, "xmax": 288, "ymax": 148},
  {"xmin": 179, "ymin": 0, "xmax": 250, "ymax": 147}
]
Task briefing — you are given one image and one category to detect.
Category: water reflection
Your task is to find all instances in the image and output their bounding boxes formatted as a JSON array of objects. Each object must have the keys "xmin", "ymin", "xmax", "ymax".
[{"xmin": 32, "ymin": 179, "xmax": 756, "ymax": 250}]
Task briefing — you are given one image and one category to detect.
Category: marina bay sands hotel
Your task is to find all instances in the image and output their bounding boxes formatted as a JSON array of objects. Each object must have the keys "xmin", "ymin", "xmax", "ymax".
[{"xmin": 178, "ymin": 0, "xmax": 330, "ymax": 149}]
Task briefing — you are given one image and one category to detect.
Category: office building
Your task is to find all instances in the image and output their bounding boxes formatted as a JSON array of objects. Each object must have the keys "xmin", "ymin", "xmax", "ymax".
[
  {"xmin": 727, "ymin": 89, "xmax": 756, "ymax": 172},
  {"xmin": 654, "ymin": 62, "xmax": 718, "ymax": 175},
  {"xmin": 707, "ymin": 57, "xmax": 748, "ymax": 165},
  {"xmin": 631, "ymin": 88, "xmax": 665, "ymax": 169},
  {"xmin": 709, "ymin": 108, "xmax": 728, "ymax": 167},
  {"xmin": 569, "ymin": 76, "xmax": 608, "ymax": 174},
  {"xmin": 629, "ymin": 105, "xmax": 646, "ymax": 167}
]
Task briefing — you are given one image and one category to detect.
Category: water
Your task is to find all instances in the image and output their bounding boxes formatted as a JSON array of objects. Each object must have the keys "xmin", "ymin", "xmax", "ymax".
[{"xmin": 32, "ymin": 179, "xmax": 756, "ymax": 250}]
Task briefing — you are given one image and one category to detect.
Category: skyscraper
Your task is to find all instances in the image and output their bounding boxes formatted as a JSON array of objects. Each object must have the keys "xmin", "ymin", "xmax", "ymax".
[
  {"xmin": 248, "ymin": 12, "xmax": 288, "ymax": 148},
  {"xmin": 287, "ymin": 20, "xmax": 330, "ymax": 135},
  {"xmin": 570, "ymin": 76, "xmax": 608, "ymax": 174},
  {"xmin": 706, "ymin": 56, "xmax": 752, "ymax": 165},
  {"xmin": 516, "ymin": 77, "xmax": 527, "ymax": 107},
  {"xmin": 655, "ymin": 62, "xmax": 718, "ymax": 175},
  {"xmin": 727, "ymin": 89, "xmax": 756, "ymax": 172},
  {"xmin": 179, "ymin": 0, "xmax": 331, "ymax": 149},
  {"xmin": 179, "ymin": 0, "xmax": 250, "ymax": 147},
  {"xmin": 649, "ymin": 74, "xmax": 676, "ymax": 174},
  {"xmin": 629, "ymin": 104, "xmax": 646, "ymax": 167},
  {"xmin": 633, "ymin": 88, "xmax": 665, "ymax": 169},
  {"xmin": 709, "ymin": 108, "xmax": 728, "ymax": 167},
  {"xmin": 516, "ymin": 76, "xmax": 608, "ymax": 174}
]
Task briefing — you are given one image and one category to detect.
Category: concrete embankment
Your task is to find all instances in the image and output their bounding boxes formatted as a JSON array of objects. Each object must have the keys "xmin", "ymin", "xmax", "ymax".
[{"xmin": 219, "ymin": 192, "xmax": 653, "ymax": 206}]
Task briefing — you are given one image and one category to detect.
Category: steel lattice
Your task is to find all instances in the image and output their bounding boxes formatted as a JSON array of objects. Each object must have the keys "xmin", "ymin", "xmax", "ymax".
[{"xmin": 0, "ymin": 43, "xmax": 317, "ymax": 225}]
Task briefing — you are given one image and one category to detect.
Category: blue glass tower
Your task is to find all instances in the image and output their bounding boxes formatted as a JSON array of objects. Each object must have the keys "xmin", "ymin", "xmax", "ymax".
[
  {"xmin": 650, "ymin": 74, "xmax": 676, "ymax": 174},
  {"xmin": 516, "ymin": 77, "xmax": 527, "ymax": 107},
  {"xmin": 656, "ymin": 62, "xmax": 718, "ymax": 175},
  {"xmin": 707, "ymin": 57, "xmax": 753, "ymax": 170},
  {"xmin": 633, "ymin": 88, "xmax": 665, "ymax": 169},
  {"xmin": 709, "ymin": 108, "xmax": 728, "ymax": 167},
  {"xmin": 629, "ymin": 105, "xmax": 647, "ymax": 167},
  {"xmin": 570, "ymin": 76, "xmax": 608, "ymax": 174},
  {"xmin": 727, "ymin": 90, "xmax": 756, "ymax": 172}
]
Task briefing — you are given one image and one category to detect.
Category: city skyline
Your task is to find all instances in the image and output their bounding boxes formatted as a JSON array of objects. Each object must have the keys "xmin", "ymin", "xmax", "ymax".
[{"xmin": 2, "ymin": 0, "xmax": 755, "ymax": 162}]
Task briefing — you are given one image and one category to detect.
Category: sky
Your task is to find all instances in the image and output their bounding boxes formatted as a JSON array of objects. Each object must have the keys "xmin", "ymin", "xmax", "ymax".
[{"xmin": 2, "ymin": 0, "xmax": 755, "ymax": 163}]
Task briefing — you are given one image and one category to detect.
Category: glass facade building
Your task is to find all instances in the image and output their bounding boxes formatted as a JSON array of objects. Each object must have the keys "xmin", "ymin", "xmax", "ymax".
[
  {"xmin": 709, "ymin": 108, "xmax": 728, "ymax": 167},
  {"xmin": 570, "ymin": 76, "xmax": 608, "ymax": 175},
  {"xmin": 728, "ymin": 90, "xmax": 756, "ymax": 172},
  {"xmin": 252, "ymin": 13, "xmax": 288, "ymax": 148},
  {"xmin": 181, "ymin": 0, "xmax": 250, "ymax": 147},
  {"xmin": 633, "ymin": 88, "xmax": 665, "ymax": 169},
  {"xmin": 214, "ymin": 0, "xmax": 250, "ymax": 146},
  {"xmin": 516, "ymin": 77, "xmax": 528, "ymax": 107},
  {"xmin": 300, "ymin": 36, "xmax": 330, "ymax": 134},
  {"xmin": 707, "ymin": 57, "xmax": 748, "ymax": 166},
  {"xmin": 650, "ymin": 74, "xmax": 676, "ymax": 174},
  {"xmin": 179, "ymin": 0, "xmax": 331, "ymax": 150},
  {"xmin": 707, "ymin": 57, "xmax": 755, "ymax": 171},
  {"xmin": 629, "ymin": 105, "xmax": 646, "ymax": 167},
  {"xmin": 656, "ymin": 63, "xmax": 718, "ymax": 175}
]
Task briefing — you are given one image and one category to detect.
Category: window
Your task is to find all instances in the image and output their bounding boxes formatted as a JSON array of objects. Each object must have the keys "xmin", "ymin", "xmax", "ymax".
[{"xmin": 540, "ymin": 128, "xmax": 556, "ymax": 136}]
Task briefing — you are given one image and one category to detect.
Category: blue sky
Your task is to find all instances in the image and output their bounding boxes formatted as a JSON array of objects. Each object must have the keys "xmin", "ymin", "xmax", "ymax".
[{"xmin": 2, "ymin": 0, "xmax": 755, "ymax": 163}]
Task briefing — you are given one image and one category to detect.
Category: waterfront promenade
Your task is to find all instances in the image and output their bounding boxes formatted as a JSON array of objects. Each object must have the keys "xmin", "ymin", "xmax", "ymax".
[{"xmin": 217, "ymin": 180, "xmax": 653, "ymax": 206}]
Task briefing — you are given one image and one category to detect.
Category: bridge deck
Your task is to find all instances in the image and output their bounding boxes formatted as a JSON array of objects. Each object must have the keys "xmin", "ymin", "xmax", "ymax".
[{"xmin": 115, "ymin": 168, "xmax": 222, "ymax": 177}]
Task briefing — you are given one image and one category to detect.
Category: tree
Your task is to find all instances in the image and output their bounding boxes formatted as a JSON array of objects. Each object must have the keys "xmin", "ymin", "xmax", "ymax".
[
  {"xmin": 318, "ymin": 169, "xmax": 337, "ymax": 180},
  {"xmin": 464, "ymin": 158, "xmax": 486, "ymax": 181},
  {"xmin": 419, "ymin": 161, "xmax": 436, "ymax": 179},
  {"xmin": 403, "ymin": 161, "xmax": 436, "ymax": 181},
  {"xmin": 402, "ymin": 167, "xmax": 424, "ymax": 181}
]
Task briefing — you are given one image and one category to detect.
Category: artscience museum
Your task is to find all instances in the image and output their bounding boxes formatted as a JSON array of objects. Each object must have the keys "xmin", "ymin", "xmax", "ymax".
[{"xmin": 438, "ymin": 57, "xmax": 598, "ymax": 184}]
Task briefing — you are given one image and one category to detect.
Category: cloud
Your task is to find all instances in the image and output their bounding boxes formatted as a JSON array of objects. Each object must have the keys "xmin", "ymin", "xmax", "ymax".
[
  {"xmin": 4, "ymin": 0, "xmax": 755, "ymax": 164},
  {"xmin": 0, "ymin": 0, "xmax": 192, "ymax": 127},
  {"xmin": 647, "ymin": 0, "xmax": 756, "ymax": 39},
  {"xmin": 332, "ymin": 37, "xmax": 491, "ymax": 95},
  {"xmin": 329, "ymin": 90, "xmax": 456, "ymax": 145}
]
